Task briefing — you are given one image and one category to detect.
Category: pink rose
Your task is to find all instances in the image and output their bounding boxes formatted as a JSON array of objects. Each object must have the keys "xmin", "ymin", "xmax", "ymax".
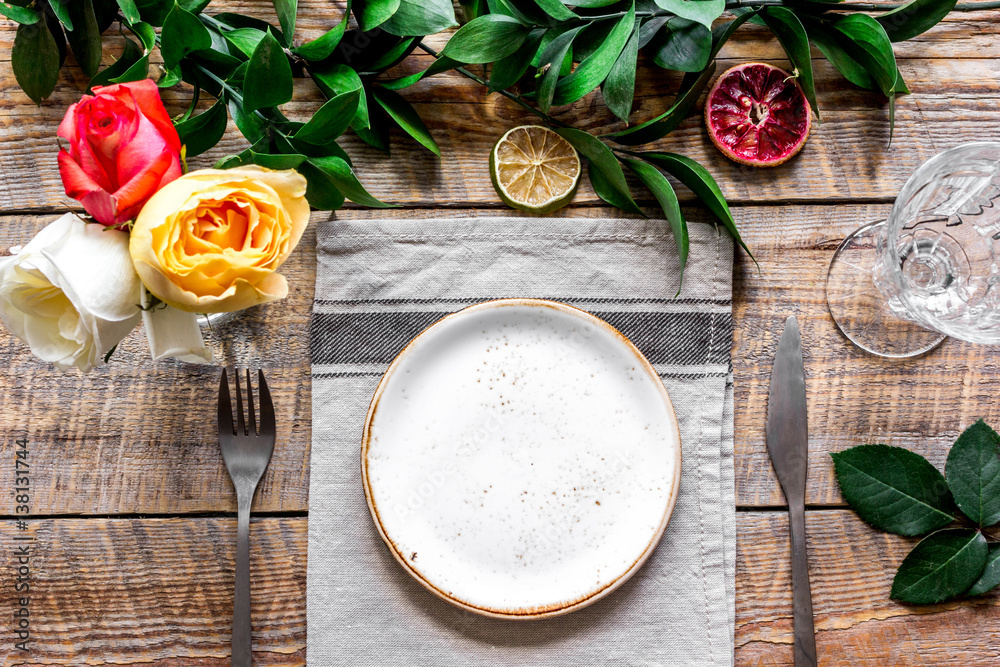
[{"xmin": 57, "ymin": 79, "xmax": 182, "ymax": 227}]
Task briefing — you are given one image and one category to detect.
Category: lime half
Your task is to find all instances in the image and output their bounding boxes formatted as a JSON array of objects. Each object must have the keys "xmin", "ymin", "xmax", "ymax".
[{"xmin": 490, "ymin": 125, "xmax": 581, "ymax": 213}]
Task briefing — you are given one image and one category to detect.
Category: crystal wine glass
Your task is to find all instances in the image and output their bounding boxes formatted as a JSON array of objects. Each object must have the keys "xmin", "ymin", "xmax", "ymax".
[{"xmin": 827, "ymin": 142, "xmax": 1000, "ymax": 358}]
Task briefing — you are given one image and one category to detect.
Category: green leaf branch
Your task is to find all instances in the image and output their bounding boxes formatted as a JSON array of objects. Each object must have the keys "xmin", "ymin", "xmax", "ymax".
[
  {"xmin": 833, "ymin": 420, "xmax": 1000, "ymax": 604},
  {"xmin": 2, "ymin": 0, "xmax": 996, "ymax": 269}
]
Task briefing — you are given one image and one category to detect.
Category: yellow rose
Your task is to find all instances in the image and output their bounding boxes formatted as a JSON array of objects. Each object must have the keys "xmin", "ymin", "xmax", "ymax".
[{"xmin": 129, "ymin": 166, "xmax": 309, "ymax": 313}]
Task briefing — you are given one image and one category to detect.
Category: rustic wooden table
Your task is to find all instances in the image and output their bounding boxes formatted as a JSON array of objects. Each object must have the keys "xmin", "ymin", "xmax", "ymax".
[{"xmin": 2, "ymin": 2, "xmax": 1000, "ymax": 664}]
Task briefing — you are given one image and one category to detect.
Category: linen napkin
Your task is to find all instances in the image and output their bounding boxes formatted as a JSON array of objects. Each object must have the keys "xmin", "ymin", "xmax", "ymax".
[{"xmin": 309, "ymin": 215, "xmax": 735, "ymax": 666}]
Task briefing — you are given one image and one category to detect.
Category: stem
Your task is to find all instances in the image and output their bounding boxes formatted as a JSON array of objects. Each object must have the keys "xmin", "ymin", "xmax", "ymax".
[
  {"xmin": 193, "ymin": 64, "xmax": 286, "ymax": 136},
  {"xmin": 416, "ymin": 42, "xmax": 572, "ymax": 129},
  {"xmin": 199, "ymin": 13, "xmax": 234, "ymax": 32}
]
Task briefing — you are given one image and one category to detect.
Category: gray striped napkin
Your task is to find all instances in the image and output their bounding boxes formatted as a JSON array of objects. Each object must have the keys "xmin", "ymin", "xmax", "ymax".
[{"xmin": 308, "ymin": 215, "xmax": 735, "ymax": 666}]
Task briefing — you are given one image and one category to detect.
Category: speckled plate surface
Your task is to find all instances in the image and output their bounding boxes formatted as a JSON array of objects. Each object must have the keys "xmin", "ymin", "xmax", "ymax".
[{"xmin": 362, "ymin": 299, "xmax": 682, "ymax": 619}]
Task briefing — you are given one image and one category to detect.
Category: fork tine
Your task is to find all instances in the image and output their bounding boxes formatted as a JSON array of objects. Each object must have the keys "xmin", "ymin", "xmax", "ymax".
[
  {"xmin": 234, "ymin": 367, "xmax": 246, "ymax": 436},
  {"xmin": 246, "ymin": 369, "xmax": 257, "ymax": 436},
  {"xmin": 257, "ymin": 369, "xmax": 276, "ymax": 437},
  {"xmin": 218, "ymin": 368, "xmax": 234, "ymax": 436}
]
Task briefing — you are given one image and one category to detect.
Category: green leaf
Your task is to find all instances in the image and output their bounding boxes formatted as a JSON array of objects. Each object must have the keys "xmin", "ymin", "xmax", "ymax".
[
  {"xmin": 174, "ymin": 97, "xmax": 227, "ymax": 156},
  {"xmin": 159, "ymin": 67, "xmax": 182, "ymax": 88},
  {"xmin": 604, "ymin": 62, "xmax": 714, "ymax": 145},
  {"xmin": 49, "ymin": 0, "xmax": 72, "ymax": 30},
  {"xmin": 831, "ymin": 444, "xmax": 956, "ymax": 536},
  {"xmin": 212, "ymin": 12, "xmax": 285, "ymax": 42},
  {"xmin": 251, "ymin": 151, "xmax": 307, "ymax": 170},
  {"xmin": 129, "ymin": 20, "xmax": 157, "ymax": 52},
  {"xmin": 354, "ymin": 92, "xmax": 391, "ymax": 152},
  {"xmin": 12, "ymin": 21, "xmax": 61, "ymax": 104},
  {"xmin": 133, "ymin": 0, "xmax": 172, "ymax": 26},
  {"xmin": 486, "ymin": 0, "xmax": 550, "ymax": 27},
  {"xmin": 622, "ymin": 157, "xmax": 688, "ymax": 288},
  {"xmin": 295, "ymin": 89, "xmax": 361, "ymax": 145},
  {"xmin": 891, "ymin": 530, "xmax": 988, "ymax": 604},
  {"xmin": 532, "ymin": 0, "xmax": 577, "ymax": 21},
  {"xmin": 354, "ymin": 0, "xmax": 400, "ymax": 31},
  {"xmin": 271, "ymin": 0, "xmax": 296, "ymax": 44},
  {"xmin": 373, "ymin": 86, "xmax": 440, "ymax": 156},
  {"xmin": 382, "ymin": 55, "xmax": 460, "ymax": 90},
  {"xmin": 228, "ymin": 96, "xmax": 268, "ymax": 143},
  {"xmin": 363, "ymin": 36, "xmax": 419, "ymax": 74},
  {"xmin": 180, "ymin": 0, "xmax": 211, "ymax": 13},
  {"xmin": 636, "ymin": 151, "xmax": 753, "ymax": 260},
  {"xmin": 308, "ymin": 156, "xmax": 396, "ymax": 207},
  {"xmin": 0, "ymin": 3, "xmax": 39, "ymax": 24},
  {"xmin": 651, "ymin": 17, "xmax": 711, "ymax": 73},
  {"xmin": 381, "ymin": 0, "xmax": 457, "ymax": 37},
  {"xmin": 43, "ymin": 9, "xmax": 67, "ymax": 68},
  {"xmin": 967, "ymin": 543, "xmax": 1000, "ymax": 596},
  {"xmin": 117, "ymin": 0, "xmax": 141, "ymax": 24},
  {"xmin": 945, "ymin": 420, "xmax": 1000, "ymax": 527},
  {"xmin": 805, "ymin": 19, "xmax": 875, "ymax": 90},
  {"xmin": 830, "ymin": 14, "xmax": 897, "ymax": 96},
  {"xmin": 536, "ymin": 26, "xmax": 583, "ymax": 113},
  {"xmin": 551, "ymin": 3, "xmax": 634, "ymax": 107},
  {"xmin": 293, "ymin": 0, "xmax": 351, "ymax": 61},
  {"xmin": 299, "ymin": 161, "xmax": 346, "ymax": 210},
  {"xmin": 602, "ymin": 19, "xmax": 640, "ymax": 121},
  {"xmin": 571, "ymin": 0, "xmax": 623, "ymax": 5},
  {"xmin": 555, "ymin": 128, "xmax": 641, "ymax": 215},
  {"xmin": 243, "ymin": 29, "xmax": 294, "ymax": 113},
  {"xmin": 310, "ymin": 64, "xmax": 368, "ymax": 129},
  {"xmin": 442, "ymin": 14, "xmax": 530, "ymax": 64},
  {"xmin": 652, "ymin": 0, "xmax": 724, "ymax": 29},
  {"xmin": 876, "ymin": 0, "xmax": 957, "ymax": 42},
  {"xmin": 761, "ymin": 7, "xmax": 818, "ymax": 119},
  {"xmin": 160, "ymin": 2, "xmax": 212, "ymax": 70},
  {"xmin": 65, "ymin": 0, "xmax": 101, "ymax": 78},
  {"xmin": 89, "ymin": 37, "xmax": 143, "ymax": 90},
  {"xmin": 224, "ymin": 28, "xmax": 266, "ymax": 59},
  {"xmin": 460, "ymin": 0, "xmax": 485, "ymax": 21},
  {"xmin": 488, "ymin": 28, "xmax": 544, "ymax": 92},
  {"xmin": 110, "ymin": 54, "xmax": 149, "ymax": 83}
]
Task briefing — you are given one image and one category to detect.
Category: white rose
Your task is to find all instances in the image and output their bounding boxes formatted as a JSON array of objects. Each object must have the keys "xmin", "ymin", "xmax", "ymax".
[{"xmin": 0, "ymin": 213, "xmax": 142, "ymax": 372}]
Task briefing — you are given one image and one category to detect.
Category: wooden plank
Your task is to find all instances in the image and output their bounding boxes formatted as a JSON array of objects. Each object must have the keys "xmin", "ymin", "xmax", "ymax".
[
  {"xmin": 3, "ymin": 511, "xmax": 998, "ymax": 665},
  {"xmin": 0, "ymin": 517, "xmax": 306, "ymax": 665},
  {"xmin": 736, "ymin": 510, "xmax": 1000, "ymax": 666},
  {"xmin": 730, "ymin": 204, "xmax": 1000, "ymax": 507},
  {"xmin": 3, "ymin": 203, "xmax": 997, "ymax": 514},
  {"xmin": 0, "ymin": 20, "xmax": 998, "ymax": 209},
  {"xmin": 0, "ymin": 215, "xmax": 314, "ymax": 516}
]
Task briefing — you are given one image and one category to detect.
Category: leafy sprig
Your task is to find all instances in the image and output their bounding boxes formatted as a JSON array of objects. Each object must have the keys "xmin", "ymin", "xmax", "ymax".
[
  {"xmin": 1, "ymin": 0, "xmax": 995, "ymax": 273},
  {"xmin": 833, "ymin": 420, "xmax": 1000, "ymax": 604}
]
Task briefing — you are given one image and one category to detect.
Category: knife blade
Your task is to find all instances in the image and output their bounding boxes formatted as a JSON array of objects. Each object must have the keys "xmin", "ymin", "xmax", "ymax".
[{"xmin": 766, "ymin": 316, "xmax": 817, "ymax": 667}]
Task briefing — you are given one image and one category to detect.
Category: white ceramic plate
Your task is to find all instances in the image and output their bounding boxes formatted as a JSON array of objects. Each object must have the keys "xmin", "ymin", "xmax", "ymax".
[{"xmin": 362, "ymin": 299, "xmax": 681, "ymax": 619}]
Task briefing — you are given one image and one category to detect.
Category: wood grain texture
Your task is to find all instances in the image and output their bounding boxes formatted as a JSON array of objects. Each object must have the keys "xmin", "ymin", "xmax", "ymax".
[
  {"xmin": 3, "ymin": 512, "xmax": 998, "ymax": 666},
  {"xmin": 0, "ymin": 517, "xmax": 306, "ymax": 666},
  {"xmin": 0, "ymin": 12, "xmax": 999, "ymax": 211},
  {"xmin": 1, "ymin": 1, "xmax": 999, "ymax": 663},
  {"xmin": 3, "ymin": 203, "xmax": 1000, "ymax": 513}
]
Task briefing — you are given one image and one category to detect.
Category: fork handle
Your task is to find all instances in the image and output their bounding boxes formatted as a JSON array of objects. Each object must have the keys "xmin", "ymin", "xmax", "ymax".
[{"xmin": 233, "ymin": 492, "xmax": 252, "ymax": 667}]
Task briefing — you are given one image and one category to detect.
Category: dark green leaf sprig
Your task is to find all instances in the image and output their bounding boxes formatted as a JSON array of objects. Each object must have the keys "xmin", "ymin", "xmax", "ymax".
[{"xmin": 833, "ymin": 419, "xmax": 1000, "ymax": 604}]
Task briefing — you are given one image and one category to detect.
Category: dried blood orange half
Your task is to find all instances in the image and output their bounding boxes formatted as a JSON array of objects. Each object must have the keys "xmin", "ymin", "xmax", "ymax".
[{"xmin": 704, "ymin": 62, "xmax": 812, "ymax": 167}]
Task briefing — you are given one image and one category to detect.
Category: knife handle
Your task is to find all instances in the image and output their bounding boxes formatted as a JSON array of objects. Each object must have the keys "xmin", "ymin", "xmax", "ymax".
[{"xmin": 789, "ymin": 501, "xmax": 817, "ymax": 667}]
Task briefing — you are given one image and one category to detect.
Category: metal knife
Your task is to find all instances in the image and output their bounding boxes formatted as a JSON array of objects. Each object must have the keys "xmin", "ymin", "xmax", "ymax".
[{"xmin": 766, "ymin": 316, "xmax": 817, "ymax": 667}]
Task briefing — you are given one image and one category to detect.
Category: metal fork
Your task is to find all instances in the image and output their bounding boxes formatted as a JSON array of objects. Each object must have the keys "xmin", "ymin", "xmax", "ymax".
[{"xmin": 218, "ymin": 368, "xmax": 276, "ymax": 667}]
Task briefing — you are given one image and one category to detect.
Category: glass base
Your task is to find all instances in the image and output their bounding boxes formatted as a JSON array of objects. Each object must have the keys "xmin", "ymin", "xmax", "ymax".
[
  {"xmin": 826, "ymin": 220, "xmax": 946, "ymax": 359},
  {"xmin": 197, "ymin": 310, "xmax": 243, "ymax": 330}
]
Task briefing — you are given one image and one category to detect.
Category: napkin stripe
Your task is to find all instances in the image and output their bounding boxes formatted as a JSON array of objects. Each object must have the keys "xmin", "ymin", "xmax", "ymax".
[{"xmin": 311, "ymin": 311, "xmax": 731, "ymax": 366}]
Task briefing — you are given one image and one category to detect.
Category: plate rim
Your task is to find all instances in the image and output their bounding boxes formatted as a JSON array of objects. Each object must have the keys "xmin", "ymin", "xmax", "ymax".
[{"xmin": 361, "ymin": 298, "xmax": 682, "ymax": 620}]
